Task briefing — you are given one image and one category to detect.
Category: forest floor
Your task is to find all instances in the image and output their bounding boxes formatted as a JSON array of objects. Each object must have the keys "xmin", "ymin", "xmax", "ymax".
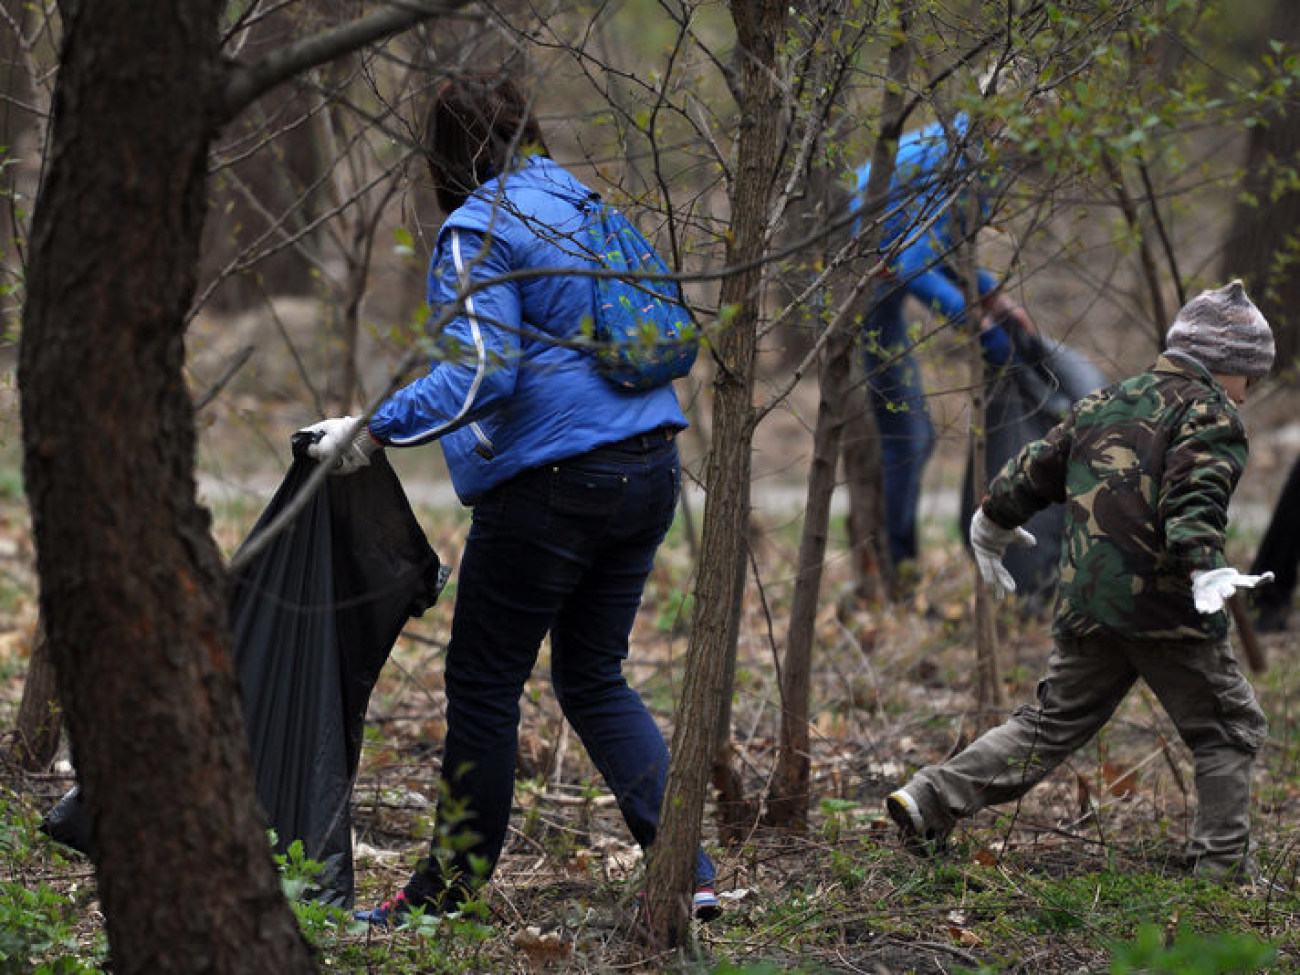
[{"xmin": 1, "ymin": 369, "xmax": 1300, "ymax": 974}]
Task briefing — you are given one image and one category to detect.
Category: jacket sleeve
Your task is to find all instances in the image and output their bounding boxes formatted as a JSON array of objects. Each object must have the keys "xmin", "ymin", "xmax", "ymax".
[
  {"xmin": 982, "ymin": 419, "xmax": 1072, "ymax": 529},
  {"xmin": 1159, "ymin": 402, "xmax": 1246, "ymax": 574},
  {"xmin": 370, "ymin": 228, "xmax": 522, "ymax": 448},
  {"xmin": 894, "ymin": 239, "xmax": 999, "ymax": 325}
]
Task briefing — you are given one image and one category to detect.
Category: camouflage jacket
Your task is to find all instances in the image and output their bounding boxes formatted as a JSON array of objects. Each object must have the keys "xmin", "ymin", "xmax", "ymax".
[{"xmin": 983, "ymin": 352, "xmax": 1246, "ymax": 641}]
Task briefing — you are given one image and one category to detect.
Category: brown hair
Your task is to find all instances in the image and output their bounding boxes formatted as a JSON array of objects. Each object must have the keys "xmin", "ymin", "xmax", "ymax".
[{"xmin": 423, "ymin": 73, "xmax": 549, "ymax": 214}]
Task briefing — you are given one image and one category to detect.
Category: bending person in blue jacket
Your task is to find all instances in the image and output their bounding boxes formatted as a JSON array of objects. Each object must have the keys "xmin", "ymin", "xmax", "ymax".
[
  {"xmin": 853, "ymin": 113, "xmax": 1037, "ymax": 573},
  {"xmin": 302, "ymin": 72, "xmax": 719, "ymax": 925}
]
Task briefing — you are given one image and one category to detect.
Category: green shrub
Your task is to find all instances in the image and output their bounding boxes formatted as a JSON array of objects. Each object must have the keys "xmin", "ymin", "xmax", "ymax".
[{"xmin": 1107, "ymin": 922, "xmax": 1276, "ymax": 974}]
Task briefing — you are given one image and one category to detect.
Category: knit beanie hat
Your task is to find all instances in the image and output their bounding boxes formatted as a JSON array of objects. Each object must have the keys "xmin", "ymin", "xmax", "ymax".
[{"xmin": 1165, "ymin": 280, "xmax": 1275, "ymax": 379}]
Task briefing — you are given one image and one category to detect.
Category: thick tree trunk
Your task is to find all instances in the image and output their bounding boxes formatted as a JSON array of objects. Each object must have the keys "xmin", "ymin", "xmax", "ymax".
[
  {"xmin": 766, "ymin": 24, "xmax": 911, "ymax": 829},
  {"xmin": 643, "ymin": 0, "xmax": 788, "ymax": 952},
  {"xmin": 18, "ymin": 4, "xmax": 312, "ymax": 972}
]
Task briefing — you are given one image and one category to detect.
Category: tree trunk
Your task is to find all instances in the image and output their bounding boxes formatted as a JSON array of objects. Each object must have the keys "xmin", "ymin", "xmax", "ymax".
[
  {"xmin": 765, "ymin": 22, "xmax": 911, "ymax": 829},
  {"xmin": 842, "ymin": 375, "xmax": 890, "ymax": 602},
  {"xmin": 0, "ymin": 0, "xmax": 38, "ymax": 274},
  {"xmin": 764, "ymin": 322, "xmax": 848, "ymax": 829},
  {"xmin": 7, "ymin": 617, "xmax": 61, "ymax": 771},
  {"xmin": 711, "ymin": 482, "xmax": 759, "ymax": 846},
  {"xmin": 962, "ymin": 165, "xmax": 1004, "ymax": 718},
  {"xmin": 18, "ymin": 4, "xmax": 312, "ymax": 971},
  {"xmin": 643, "ymin": 0, "xmax": 788, "ymax": 952},
  {"xmin": 1223, "ymin": 0, "xmax": 1300, "ymax": 376}
]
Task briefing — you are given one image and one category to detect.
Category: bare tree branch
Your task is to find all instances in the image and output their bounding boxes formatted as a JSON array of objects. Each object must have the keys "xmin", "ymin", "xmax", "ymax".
[{"xmin": 219, "ymin": 0, "xmax": 479, "ymax": 122}]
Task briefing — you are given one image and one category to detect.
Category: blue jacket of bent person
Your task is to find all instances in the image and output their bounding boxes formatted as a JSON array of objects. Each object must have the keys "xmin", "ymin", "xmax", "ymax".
[
  {"xmin": 369, "ymin": 155, "xmax": 688, "ymax": 506},
  {"xmin": 851, "ymin": 114, "xmax": 999, "ymax": 322}
]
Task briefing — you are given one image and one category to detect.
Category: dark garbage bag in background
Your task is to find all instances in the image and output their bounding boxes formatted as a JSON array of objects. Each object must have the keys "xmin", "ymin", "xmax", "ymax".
[
  {"xmin": 1249, "ymin": 452, "xmax": 1300, "ymax": 632},
  {"xmin": 962, "ymin": 328, "xmax": 1109, "ymax": 607},
  {"xmin": 41, "ymin": 785, "xmax": 94, "ymax": 857},
  {"xmin": 44, "ymin": 432, "xmax": 446, "ymax": 908}
]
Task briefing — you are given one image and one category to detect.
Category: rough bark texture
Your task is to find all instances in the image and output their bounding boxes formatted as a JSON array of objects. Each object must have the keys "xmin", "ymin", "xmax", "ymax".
[
  {"xmin": 18, "ymin": 3, "xmax": 312, "ymax": 971},
  {"xmin": 7, "ymin": 618, "xmax": 60, "ymax": 771},
  {"xmin": 766, "ymin": 26, "xmax": 911, "ymax": 829},
  {"xmin": 1224, "ymin": 0, "xmax": 1300, "ymax": 377},
  {"xmin": 643, "ymin": 0, "xmax": 788, "ymax": 952}
]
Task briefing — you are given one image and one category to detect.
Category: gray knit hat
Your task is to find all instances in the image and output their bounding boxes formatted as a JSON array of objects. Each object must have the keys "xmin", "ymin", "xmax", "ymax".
[{"xmin": 1166, "ymin": 280, "xmax": 1275, "ymax": 379}]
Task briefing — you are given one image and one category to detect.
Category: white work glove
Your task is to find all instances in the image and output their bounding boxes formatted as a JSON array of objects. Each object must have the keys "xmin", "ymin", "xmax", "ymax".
[
  {"xmin": 969, "ymin": 509, "xmax": 1038, "ymax": 600},
  {"xmin": 1191, "ymin": 568, "xmax": 1275, "ymax": 615},
  {"xmin": 299, "ymin": 415, "xmax": 381, "ymax": 475}
]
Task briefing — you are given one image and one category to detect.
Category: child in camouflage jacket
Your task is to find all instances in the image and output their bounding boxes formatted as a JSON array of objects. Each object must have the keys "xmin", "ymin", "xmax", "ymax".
[{"xmin": 887, "ymin": 280, "xmax": 1276, "ymax": 885}]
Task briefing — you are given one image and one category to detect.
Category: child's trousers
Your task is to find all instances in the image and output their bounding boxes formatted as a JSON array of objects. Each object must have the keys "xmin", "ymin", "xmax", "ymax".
[{"xmin": 907, "ymin": 634, "xmax": 1267, "ymax": 875}]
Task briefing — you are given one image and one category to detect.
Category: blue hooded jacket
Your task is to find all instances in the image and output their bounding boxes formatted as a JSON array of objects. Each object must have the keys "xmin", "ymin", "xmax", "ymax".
[
  {"xmin": 369, "ymin": 155, "xmax": 687, "ymax": 505},
  {"xmin": 852, "ymin": 114, "xmax": 999, "ymax": 322}
]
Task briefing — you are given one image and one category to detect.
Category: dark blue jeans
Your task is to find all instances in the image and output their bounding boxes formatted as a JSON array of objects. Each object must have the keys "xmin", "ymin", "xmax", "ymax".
[
  {"xmin": 405, "ymin": 432, "xmax": 715, "ymax": 907},
  {"xmin": 864, "ymin": 287, "xmax": 936, "ymax": 566}
]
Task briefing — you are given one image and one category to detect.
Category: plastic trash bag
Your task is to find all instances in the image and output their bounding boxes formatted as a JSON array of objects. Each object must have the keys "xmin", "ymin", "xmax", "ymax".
[
  {"xmin": 43, "ymin": 433, "xmax": 446, "ymax": 908},
  {"xmin": 230, "ymin": 432, "xmax": 446, "ymax": 905},
  {"xmin": 1249, "ymin": 453, "xmax": 1300, "ymax": 632},
  {"xmin": 40, "ymin": 785, "xmax": 94, "ymax": 857},
  {"xmin": 961, "ymin": 328, "xmax": 1109, "ymax": 606}
]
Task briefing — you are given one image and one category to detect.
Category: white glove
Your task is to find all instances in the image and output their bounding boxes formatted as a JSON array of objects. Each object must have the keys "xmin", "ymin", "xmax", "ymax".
[
  {"xmin": 969, "ymin": 509, "xmax": 1038, "ymax": 600},
  {"xmin": 299, "ymin": 416, "xmax": 381, "ymax": 475},
  {"xmin": 1191, "ymin": 568, "xmax": 1275, "ymax": 615}
]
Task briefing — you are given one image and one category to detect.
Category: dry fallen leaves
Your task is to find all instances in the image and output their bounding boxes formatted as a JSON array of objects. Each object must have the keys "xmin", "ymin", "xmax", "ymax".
[{"xmin": 511, "ymin": 925, "xmax": 573, "ymax": 970}]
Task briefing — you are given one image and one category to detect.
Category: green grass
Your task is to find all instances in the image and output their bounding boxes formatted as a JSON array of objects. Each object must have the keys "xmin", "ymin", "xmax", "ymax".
[{"xmin": 0, "ymin": 792, "xmax": 106, "ymax": 974}]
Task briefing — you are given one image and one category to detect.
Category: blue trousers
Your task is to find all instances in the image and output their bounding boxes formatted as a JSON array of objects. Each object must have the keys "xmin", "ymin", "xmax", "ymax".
[
  {"xmin": 405, "ymin": 431, "xmax": 715, "ymax": 907},
  {"xmin": 863, "ymin": 287, "xmax": 936, "ymax": 566}
]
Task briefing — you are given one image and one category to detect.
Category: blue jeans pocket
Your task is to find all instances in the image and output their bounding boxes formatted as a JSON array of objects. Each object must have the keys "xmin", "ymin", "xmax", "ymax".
[{"xmin": 548, "ymin": 463, "xmax": 627, "ymax": 519}]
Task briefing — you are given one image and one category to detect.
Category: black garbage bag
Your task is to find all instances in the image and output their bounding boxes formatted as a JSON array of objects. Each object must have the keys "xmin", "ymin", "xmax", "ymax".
[
  {"xmin": 43, "ymin": 433, "xmax": 446, "ymax": 908},
  {"xmin": 961, "ymin": 328, "xmax": 1109, "ymax": 605},
  {"xmin": 1249, "ymin": 453, "xmax": 1300, "ymax": 632},
  {"xmin": 230, "ymin": 432, "xmax": 445, "ymax": 906},
  {"xmin": 40, "ymin": 784, "xmax": 94, "ymax": 857}
]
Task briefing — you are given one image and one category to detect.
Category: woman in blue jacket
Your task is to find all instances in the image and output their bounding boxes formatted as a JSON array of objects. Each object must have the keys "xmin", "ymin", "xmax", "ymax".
[
  {"xmin": 853, "ymin": 114, "xmax": 1037, "ymax": 573},
  {"xmin": 304, "ymin": 73, "xmax": 718, "ymax": 925}
]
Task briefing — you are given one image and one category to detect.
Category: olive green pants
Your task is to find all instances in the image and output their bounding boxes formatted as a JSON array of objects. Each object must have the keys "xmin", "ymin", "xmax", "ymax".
[{"xmin": 907, "ymin": 634, "xmax": 1267, "ymax": 875}]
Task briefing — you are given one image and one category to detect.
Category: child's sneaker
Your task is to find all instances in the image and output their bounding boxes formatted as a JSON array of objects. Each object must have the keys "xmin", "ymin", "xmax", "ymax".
[
  {"xmin": 354, "ymin": 890, "xmax": 412, "ymax": 928},
  {"xmin": 692, "ymin": 886, "xmax": 722, "ymax": 922},
  {"xmin": 886, "ymin": 787, "xmax": 947, "ymax": 856}
]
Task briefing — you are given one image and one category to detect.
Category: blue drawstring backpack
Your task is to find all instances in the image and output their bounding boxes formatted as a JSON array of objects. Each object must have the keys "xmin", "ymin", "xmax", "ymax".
[{"xmin": 584, "ymin": 200, "xmax": 698, "ymax": 390}]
